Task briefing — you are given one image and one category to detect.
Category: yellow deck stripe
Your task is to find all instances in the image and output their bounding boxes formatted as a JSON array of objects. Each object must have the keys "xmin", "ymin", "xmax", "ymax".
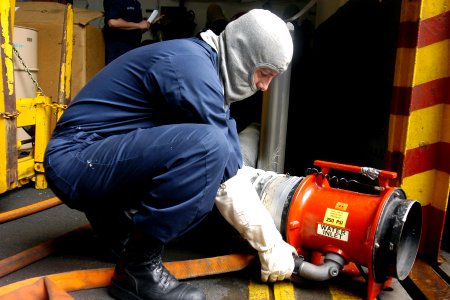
[
  {"xmin": 249, "ymin": 280, "xmax": 270, "ymax": 300},
  {"xmin": 248, "ymin": 280, "xmax": 296, "ymax": 300},
  {"xmin": 329, "ymin": 285, "xmax": 361, "ymax": 299},
  {"xmin": 273, "ymin": 282, "xmax": 296, "ymax": 300}
]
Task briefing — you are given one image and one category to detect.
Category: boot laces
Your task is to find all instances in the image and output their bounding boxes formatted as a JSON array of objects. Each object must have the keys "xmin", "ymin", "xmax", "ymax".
[{"xmin": 151, "ymin": 259, "xmax": 177, "ymax": 290}]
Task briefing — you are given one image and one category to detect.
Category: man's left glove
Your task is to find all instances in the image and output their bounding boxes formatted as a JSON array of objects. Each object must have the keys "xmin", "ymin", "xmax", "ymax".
[{"xmin": 215, "ymin": 166, "xmax": 298, "ymax": 282}]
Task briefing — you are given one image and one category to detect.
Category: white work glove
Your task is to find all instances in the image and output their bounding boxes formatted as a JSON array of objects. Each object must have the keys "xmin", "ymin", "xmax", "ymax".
[
  {"xmin": 215, "ymin": 166, "xmax": 298, "ymax": 282},
  {"xmin": 258, "ymin": 239, "xmax": 298, "ymax": 282}
]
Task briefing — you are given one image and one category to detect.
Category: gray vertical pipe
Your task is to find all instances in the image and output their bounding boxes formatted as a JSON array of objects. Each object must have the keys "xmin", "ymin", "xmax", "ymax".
[{"xmin": 257, "ymin": 24, "xmax": 294, "ymax": 173}]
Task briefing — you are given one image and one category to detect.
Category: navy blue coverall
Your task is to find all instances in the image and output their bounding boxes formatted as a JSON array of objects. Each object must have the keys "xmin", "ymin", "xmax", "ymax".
[
  {"xmin": 103, "ymin": 0, "xmax": 145, "ymax": 64},
  {"xmin": 44, "ymin": 38, "xmax": 243, "ymax": 244}
]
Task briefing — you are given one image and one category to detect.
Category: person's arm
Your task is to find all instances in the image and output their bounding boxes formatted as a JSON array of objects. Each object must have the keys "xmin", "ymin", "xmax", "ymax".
[
  {"xmin": 215, "ymin": 166, "xmax": 297, "ymax": 282},
  {"xmin": 149, "ymin": 51, "xmax": 243, "ymax": 179},
  {"xmin": 107, "ymin": 18, "xmax": 150, "ymax": 31}
]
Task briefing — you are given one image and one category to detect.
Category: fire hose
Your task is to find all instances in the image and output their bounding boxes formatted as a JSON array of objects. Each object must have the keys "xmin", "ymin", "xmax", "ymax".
[{"xmin": 0, "ymin": 160, "xmax": 421, "ymax": 300}]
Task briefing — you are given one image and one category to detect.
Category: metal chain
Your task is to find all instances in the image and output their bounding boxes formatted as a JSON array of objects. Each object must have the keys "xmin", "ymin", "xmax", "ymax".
[
  {"xmin": 0, "ymin": 103, "xmax": 67, "ymax": 120},
  {"xmin": 0, "ymin": 47, "xmax": 33, "ymax": 119},
  {"xmin": 12, "ymin": 46, "xmax": 45, "ymax": 95},
  {"xmin": 0, "ymin": 111, "xmax": 20, "ymax": 119},
  {"xmin": 1, "ymin": 48, "xmax": 67, "ymax": 119},
  {"xmin": 41, "ymin": 102, "xmax": 68, "ymax": 110}
]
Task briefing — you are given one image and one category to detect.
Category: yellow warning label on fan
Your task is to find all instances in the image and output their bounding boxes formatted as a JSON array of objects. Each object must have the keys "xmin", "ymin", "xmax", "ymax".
[{"xmin": 323, "ymin": 208, "xmax": 349, "ymax": 227}]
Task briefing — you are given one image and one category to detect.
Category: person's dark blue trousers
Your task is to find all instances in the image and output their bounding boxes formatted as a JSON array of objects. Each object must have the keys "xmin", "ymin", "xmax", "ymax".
[{"xmin": 44, "ymin": 124, "xmax": 231, "ymax": 244}]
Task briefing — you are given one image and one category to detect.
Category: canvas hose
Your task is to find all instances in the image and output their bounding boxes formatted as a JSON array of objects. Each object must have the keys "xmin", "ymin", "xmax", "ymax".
[{"xmin": 0, "ymin": 205, "xmax": 256, "ymax": 299}]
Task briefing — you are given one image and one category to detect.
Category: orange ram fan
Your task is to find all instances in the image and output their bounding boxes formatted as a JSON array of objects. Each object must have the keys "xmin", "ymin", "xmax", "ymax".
[{"xmin": 260, "ymin": 160, "xmax": 422, "ymax": 300}]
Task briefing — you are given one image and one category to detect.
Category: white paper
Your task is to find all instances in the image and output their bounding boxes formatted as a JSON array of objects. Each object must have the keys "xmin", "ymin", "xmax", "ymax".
[{"xmin": 147, "ymin": 10, "xmax": 158, "ymax": 23}]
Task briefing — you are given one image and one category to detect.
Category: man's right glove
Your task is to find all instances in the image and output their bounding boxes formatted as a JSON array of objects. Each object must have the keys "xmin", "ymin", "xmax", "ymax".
[
  {"xmin": 215, "ymin": 166, "xmax": 298, "ymax": 282},
  {"xmin": 259, "ymin": 238, "xmax": 298, "ymax": 282}
]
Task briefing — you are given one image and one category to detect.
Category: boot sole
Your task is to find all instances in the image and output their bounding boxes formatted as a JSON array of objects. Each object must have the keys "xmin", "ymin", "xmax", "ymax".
[{"xmin": 108, "ymin": 281, "xmax": 142, "ymax": 300}]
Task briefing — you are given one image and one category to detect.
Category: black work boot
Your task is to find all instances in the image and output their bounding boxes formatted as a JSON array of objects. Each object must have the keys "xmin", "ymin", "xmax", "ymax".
[{"xmin": 108, "ymin": 230, "xmax": 206, "ymax": 300}]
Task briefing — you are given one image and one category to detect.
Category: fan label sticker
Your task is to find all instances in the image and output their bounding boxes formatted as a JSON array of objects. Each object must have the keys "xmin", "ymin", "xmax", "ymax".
[
  {"xmin": 317, "ymin": 224, "xmax": 349, "ymax": 241},
  {"xmin": 323, "ymin": 208, "xmax": 349, "ymax": 227}
]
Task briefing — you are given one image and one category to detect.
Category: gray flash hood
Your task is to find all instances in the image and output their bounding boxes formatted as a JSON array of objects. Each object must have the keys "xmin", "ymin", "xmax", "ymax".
[{"xmin": 201, "ymin": 9, "xmax": 293, "ymax": 105}]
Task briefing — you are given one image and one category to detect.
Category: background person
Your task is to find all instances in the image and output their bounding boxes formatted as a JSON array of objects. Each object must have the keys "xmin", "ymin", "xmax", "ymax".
[{"xmin": 103, "ymin": 0, "xmax": 154, "ymax": 64}]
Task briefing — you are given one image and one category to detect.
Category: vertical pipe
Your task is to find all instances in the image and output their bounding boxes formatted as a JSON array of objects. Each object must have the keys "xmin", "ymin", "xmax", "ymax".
[{"xmin": 257, "ymin": 24, "xmax": 294, "ymax": 173}]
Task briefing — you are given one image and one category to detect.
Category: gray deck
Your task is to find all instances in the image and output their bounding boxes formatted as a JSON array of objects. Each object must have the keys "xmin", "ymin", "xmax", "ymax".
[{"xmin": 0, "ymin": 184, "xmax": 417, "ymax": 299}]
